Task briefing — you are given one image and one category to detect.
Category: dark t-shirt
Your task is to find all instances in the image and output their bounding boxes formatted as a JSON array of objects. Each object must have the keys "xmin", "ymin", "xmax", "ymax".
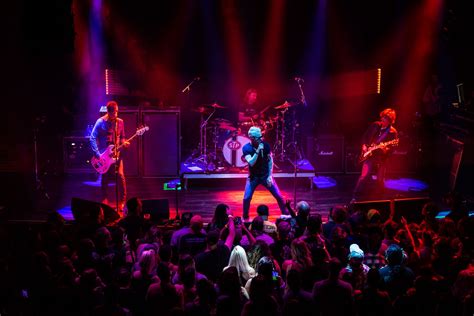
[
  {"xmin": 195, "ymin": 244, "xmax": 230, "ymax": 282},
  {"xmin": 242, "ymin": 141, "xmax": 271, "ymax": 178}
]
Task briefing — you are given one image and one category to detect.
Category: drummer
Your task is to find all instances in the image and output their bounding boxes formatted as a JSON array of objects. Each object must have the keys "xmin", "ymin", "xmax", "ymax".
[{"xmin": 238, "ymin": 88, "xmax": 263, "ymax": 123}]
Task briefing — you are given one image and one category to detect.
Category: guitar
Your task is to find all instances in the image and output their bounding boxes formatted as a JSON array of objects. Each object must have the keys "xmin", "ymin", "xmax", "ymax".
[
  {"xmin": 91, "ymin": 126, "xmax": 149, "ymax": 174},
  {"xmin": 358, "ymin": 138, "xmax": 399, "ymax": 163}
]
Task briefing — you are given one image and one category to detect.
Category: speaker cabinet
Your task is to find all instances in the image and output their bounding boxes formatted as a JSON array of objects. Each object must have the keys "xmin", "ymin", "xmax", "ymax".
[
  {"xmin": 63, "ymin": 137, "xmax": 94, "ymax": 173},
  {"xmin": 350, "ymin": 197, "xmax": 430, "ymax": 223},
  {"xmin": 307, "ymin": 135, "xmax": 344, "ymax": 173},
  {"xmin": 142, "ymin": 110, "xmax": 180, "ymax": 177},
  {"xmin": 120, "ymin": 110, "xmax": 140, "ymax": 177},
  {"xmin": 71, "ymin": 197, "xmax": 120, "ymax": 225},
  {"xmin": 142, "ymin": 199, "xmax": 170, "ymax": 223}
]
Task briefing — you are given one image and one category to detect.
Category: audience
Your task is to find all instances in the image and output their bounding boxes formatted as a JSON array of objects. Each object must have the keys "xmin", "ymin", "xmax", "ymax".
[{"xmin": 3, "ymin": 196, "xmax": 473, "ymax": 316}]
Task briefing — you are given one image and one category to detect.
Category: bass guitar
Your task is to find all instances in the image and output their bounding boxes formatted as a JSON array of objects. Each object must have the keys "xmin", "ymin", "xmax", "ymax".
[
  {"xmin": 91, "ymin": 125, "xmax": 149, "ymax": 174},
  {"xmin": 358, "ymin": 138, "xmax": 399, "ymax": 163}
]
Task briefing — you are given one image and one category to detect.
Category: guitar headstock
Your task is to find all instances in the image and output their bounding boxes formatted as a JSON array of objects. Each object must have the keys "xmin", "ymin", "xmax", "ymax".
[{"xmin": 137, "ymin": 125, "xmax": 150, "ymax": 135}]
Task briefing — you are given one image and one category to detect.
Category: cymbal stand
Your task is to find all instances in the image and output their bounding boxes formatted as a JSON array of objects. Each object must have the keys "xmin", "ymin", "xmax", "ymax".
[
  {"xmin": 195, "ymin": 108, "xmax": 216, "ymax": 165},
  {"xmin": 274, "ymin": 108, "xmax": 288, "ymax": 162}
]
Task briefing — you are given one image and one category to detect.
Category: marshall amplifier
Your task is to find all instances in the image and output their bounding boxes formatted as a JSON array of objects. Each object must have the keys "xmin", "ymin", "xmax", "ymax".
[{"xmin": 307, "ymin": 135, "xmax": 344, "ymax": 173}]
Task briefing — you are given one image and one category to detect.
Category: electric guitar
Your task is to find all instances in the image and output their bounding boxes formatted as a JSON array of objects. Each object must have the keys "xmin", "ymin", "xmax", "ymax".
[
  {"xmin": 91, "ymin": 126, "xmax": 149, "ymax": 174},
  {"xmin": 358, "ymin": 138, "xmax": 399, "ymax": 163}
]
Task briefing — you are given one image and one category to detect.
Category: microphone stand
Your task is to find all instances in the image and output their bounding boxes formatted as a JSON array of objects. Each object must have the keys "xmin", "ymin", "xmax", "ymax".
[
  {"xmin": 114, "ymin": 120, "xmax": 120, "ymax": 214},
  {"xmin": 181, "ymin": 77, "xmax": 199, "ymax": 94},
  {"xmin": 293, "ymin": 78, "xmax": 307, "ymax": 208}
]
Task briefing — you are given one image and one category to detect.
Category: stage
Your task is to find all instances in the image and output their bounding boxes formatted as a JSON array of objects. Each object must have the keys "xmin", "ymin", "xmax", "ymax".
[{"xmin": 8, "ymin": 170, "xmax": 430, "ymax": 225}]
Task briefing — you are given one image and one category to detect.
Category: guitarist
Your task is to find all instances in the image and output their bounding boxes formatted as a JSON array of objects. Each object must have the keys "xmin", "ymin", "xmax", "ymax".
[
  {"xmin": 90, "ymin": 101, "xmax": 129, "ymax": 211},
  {"xmin": 352, "ymin": 108, "xmax": 398, "ymax": 201}
]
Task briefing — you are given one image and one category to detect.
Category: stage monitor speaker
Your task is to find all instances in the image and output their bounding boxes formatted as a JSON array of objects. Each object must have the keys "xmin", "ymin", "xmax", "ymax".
[
  {"xmin": 142, "ymin": 110, "xmax": 180, "ymax": 177},
  {"xmin": 307, "ymin": 135, "xmax": 344, "ymax": 173},
  {"xmin": 142, "ymin": 199, "xmax": 170, "ymax": 223},
  {"xmin": 350, "ymin": 197, "xmax": 430, "ymax": 223},
  {"xmin": 71, "ymin": 197, "xmax": 120, "ymax": 225},
  {"xmin": 120, "ymin": 110, "xmax": 140, "ymax": 176},
  {"xmin": 63, "ymin": 137, "xmax": 94, "ymax": 173}
]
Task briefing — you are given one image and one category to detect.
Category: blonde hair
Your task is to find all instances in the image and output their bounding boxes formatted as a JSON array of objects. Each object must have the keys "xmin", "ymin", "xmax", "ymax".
[
  {"xmin": 138, "ymin": 249, "xmax": 157, "ymax": 275},
  {"xmin": 225, "ymin": 245, "xmax": 255, "ymax": 282}
]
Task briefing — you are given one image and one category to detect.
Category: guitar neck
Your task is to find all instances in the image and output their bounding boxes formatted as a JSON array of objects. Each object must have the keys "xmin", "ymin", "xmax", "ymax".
[{"xmin": 116, "ymin": 133, "xmax": 138, "ymax": 151}]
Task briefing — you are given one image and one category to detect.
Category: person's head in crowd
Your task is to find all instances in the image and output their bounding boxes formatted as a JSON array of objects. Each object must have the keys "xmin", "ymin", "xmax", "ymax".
[
  {"xmin": 367, "ymin": 225, "xmax": 384, "ymax": 251},
  {"xmin": 434, "ymin": 237, "xmax": 455, "ymax": 259},
  {"xmin": 328, "ymin": 258, "xmax": 343, "ymax": 279},
  {"xmin": 111, "ymin": 226, "xmax": 125, "ymax": 248},
  {"xmin": 291, "ymin": 238, "xmax": 313, "ymax": 270},
  {"xmin": 114, "ymin": 267, "xmax": 131, "ymax": 288},
  {"xmin": 385, "ymin": 244, "xmax": 405, "ymax": 266},
  {"xmin": 249, "ymin": 274, "xmax": 271, "ymax": 302},
  {"xmin": 332, "ymin": 205, "xmax": 348, "ymax": 224},
  {"xmin": 348, "ymin": 244, "xmax": 365, "ymax": 270},
  {"xmin": 250, "ymin": 216, "xmax": 265, "ymax": 234},
  {"xmin": 383, "ymin": 220, "xmax": 398, "ymax": 240},
  {"xmin": 256, "ymin": 205, "xmax": 270, "ymax": 220},
  {"xmin": 438, "ymin": 217, "xmax": 456, "ymax": 238},
  {"xmin": 180, "ymin": 212, "xmax": 193, "ymax": 228},
  {"xmin": 248, "ymin": 240, "xmax": 272, "ymax": 269},
  {"xmin": 306, "ymin": 214, "xmax": 323, "ymax": 235},
  {"xmin": 277, "ymin": 220, "xmax": 291, "ymax": 240},
  {"xmin": 228, "ymin": 245, "xmax": 253, "ymax": 276},
  {"xmin": 139, "ymin": 249, "xmax": 158, "ymax": 275},
  {"xmin": 156, "ymin": 262, "xmax": 171, "ymax": 284},
  {"xmin": 218, "ymin": 266, "xmax": 241, "ymax": 296},
  {"xmin": 190, "ymin": 215, "xmax": 204, "ymax": 234},
  {"xmin": 159, "ymin": 244, "xmax": 173, "ymax": 263},
  {"xmin": 367, "ymin": 209, "xmax": 381, "ymax": 224},
  {"xmin": 296, "ymin": 201, "xmax": 311, "ymax": 218},
  {"xmin": 212, "ymin": 204, "xmax": 230, "ymax": 229},
  {"xmin": 331, "ymin": 226, "xmax": 348, "ymax": 247},
  {"xmin": 349, "ymin": 210, "xmax": 367, "ymax": 234},
  {"xmin": 94, "ymin": 226, "xmax": 112, "ymax": 249},
  {"xmin": 256, "ymin": 256, "xmax": 275, "ymax": 279},
  {"xmin": 195, "ymin": 278, "xmax": 217, "ymax": 306},
  {"xmin": 181, "ymin": 267, "xmax": 196, "ymax": 289},
  {"xmin": 79, "ymin": 268, "xmax": 103, "ymax": 290},
  {"xmin": 126, "ymin": 197, "xmax": 142, "ymax": 216},
  {"xmin": 178, "ymin": 254, "xmax": 196, "ymax": 277},
  {"xmin": 422, "ymin": 202, "xmax": 439, "ymax": 222},
  {"xmin": 206, "ymin": 229, "xmax": 220, "ymax": 249},
  {"xmin": 142, "ymin": 225, "xmax": 162, "ymax": 245}
]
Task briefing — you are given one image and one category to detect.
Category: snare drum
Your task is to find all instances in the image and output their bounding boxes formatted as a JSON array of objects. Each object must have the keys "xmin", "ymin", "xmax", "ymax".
[{"xmin": 222, "ymin": 135, "xmax": 250, "ymax": 167}]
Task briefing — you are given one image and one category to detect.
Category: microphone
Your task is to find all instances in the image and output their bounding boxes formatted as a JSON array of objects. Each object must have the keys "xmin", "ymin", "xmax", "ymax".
[{"xmin": 294, "ymin": 77, "xmax": 304, "ymax": 83}]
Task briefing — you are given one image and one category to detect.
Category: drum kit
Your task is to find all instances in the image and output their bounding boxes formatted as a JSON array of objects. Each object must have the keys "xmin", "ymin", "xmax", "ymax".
[{"xmin": 189, "ymin": 100, "xmax": 302, "ymax": 171}]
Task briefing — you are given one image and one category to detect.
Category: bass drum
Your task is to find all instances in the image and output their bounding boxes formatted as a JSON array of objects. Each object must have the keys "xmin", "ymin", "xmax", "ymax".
[{"xmin": 222, "ymin": 135, "xmax": 250, "ymax": 168}]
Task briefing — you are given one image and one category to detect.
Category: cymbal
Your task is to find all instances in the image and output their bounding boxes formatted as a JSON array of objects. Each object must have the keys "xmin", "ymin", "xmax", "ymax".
[
  {"xmin": 219, "ymin": 124, "xmax": 237, "ymax": 131},
  {"xmin": 192, "ymin": 106, "xmax": 211, "ymax": 114},
  {"xmin": 274, "ymin": 101, "xmax": 294, "ymax": 109},
  {"xmin": 213, "ymin": 118, "xmax": 231, "ymax": 123},
  {"xmin": 209, "ymin": 102, "xmax": 226, "ymax": 109}
]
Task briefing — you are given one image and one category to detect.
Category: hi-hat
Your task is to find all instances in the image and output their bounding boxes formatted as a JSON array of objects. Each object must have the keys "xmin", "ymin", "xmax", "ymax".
[
  {"xmin": 192, "ymin": 106, "xmax": 211, "ymax": 114},
  {"xmin": 209, "ymin": 102, "xmax": 226, "ymax": 109}
]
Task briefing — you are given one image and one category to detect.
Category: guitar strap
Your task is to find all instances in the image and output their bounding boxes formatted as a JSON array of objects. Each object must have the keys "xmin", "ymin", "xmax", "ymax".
[{"xmin": 375, "ymin": 126, "xmax": 390, "ymax": 144}]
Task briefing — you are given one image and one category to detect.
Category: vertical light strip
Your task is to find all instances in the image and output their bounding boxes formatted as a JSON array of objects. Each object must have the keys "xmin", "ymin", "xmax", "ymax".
[
  {"xmin": 105, "ymin": 68, "xmax": 109, "ymax": 95},
  {"xmin": 377, "ymin": 68, "xmax": 382, "ymax": 94}
]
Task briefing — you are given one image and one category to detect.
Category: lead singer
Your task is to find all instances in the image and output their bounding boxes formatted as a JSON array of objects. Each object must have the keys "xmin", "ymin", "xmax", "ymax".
[{"xmin": 242, "ymin": 126, "xmax": 288, "ymax": 220}]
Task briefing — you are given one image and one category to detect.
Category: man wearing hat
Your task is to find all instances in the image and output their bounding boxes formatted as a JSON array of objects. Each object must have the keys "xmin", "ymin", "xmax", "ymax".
[{"xmin": 242, "ymin": 126, "xmax": 288, "ymax": 220}]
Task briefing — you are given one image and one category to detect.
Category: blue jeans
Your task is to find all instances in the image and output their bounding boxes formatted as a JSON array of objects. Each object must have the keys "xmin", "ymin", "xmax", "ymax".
[{"xmin": 242, "ymin": 175, "xmax": 288, "ymax": 219}]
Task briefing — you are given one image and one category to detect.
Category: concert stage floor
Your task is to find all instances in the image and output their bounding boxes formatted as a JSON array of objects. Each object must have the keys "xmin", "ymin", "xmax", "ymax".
[{"xmin": 10, "ymin": 172, "xmax": 430, "ymax": 224}]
